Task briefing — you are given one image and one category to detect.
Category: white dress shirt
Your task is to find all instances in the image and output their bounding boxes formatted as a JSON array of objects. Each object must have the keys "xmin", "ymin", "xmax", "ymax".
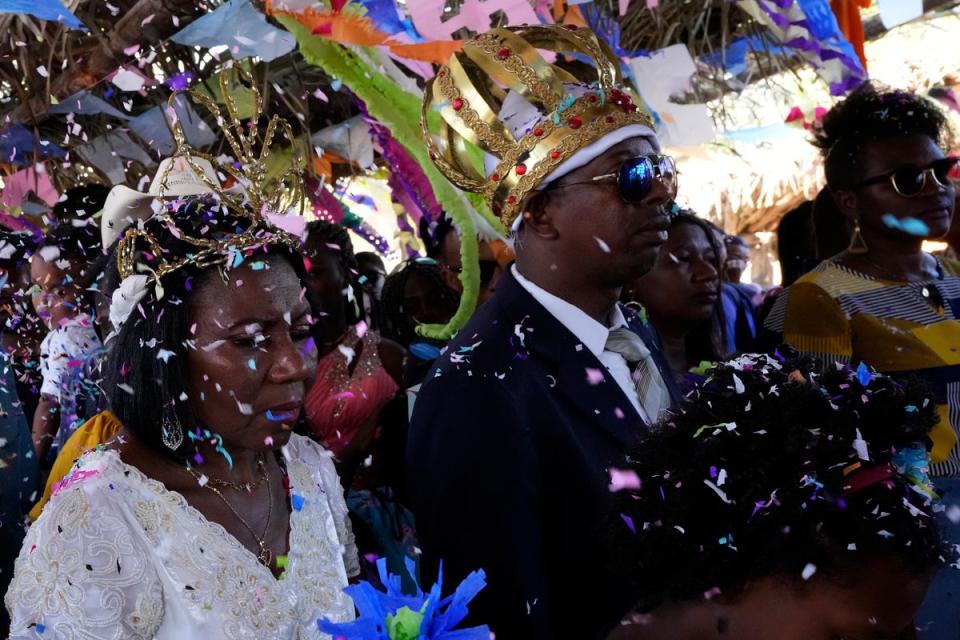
[{"xmin": 512, "ymin": 265, "xmax": 649, "ymax": 423}]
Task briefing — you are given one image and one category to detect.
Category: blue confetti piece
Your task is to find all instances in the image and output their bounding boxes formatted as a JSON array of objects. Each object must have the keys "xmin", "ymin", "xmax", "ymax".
[
  {"xmin": 250, "ymin": 261, "xmax": 266, "ymax": 271},
  {"xmin": 882, "ymin": 213, "xmax": 930, "ymax": 237},
  {"xmin": 856, "ymin": 362, "xmax": 872, "ymax": 387},
  {"xmin": 331, "ymin": 79, "xmax": 343, "ymax": 91},
  {"xmin": 905, "ymin": 405, "xmax": 918, "ymax": 413},
  {"xmin": 291, "ymin": 494, "xmax": 305, "ymax": 511},
  {"xmin": 247, "ymin": 358, "xmax": 256, "ymax": 370},
  {"xmin": 410, "ymin": 342, "xmax": 442, "ymax": 360},
  {"xmin": 35, "ymin": 623, "xmax": 45, "ymax": 634}
]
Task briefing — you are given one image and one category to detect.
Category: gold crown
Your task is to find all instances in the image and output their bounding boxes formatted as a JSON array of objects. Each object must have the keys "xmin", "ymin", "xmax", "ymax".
[
  {"xmin": 117, "ymin": 68, "xmax": 302, "ymax": 281},
  {"xmin": 422, "ymin": 24, "xmax": 655, "ymax": 228}
]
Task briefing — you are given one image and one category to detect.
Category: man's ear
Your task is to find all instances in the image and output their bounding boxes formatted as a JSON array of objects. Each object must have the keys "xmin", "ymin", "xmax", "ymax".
[{"xmin": 521, "ymin": 190, "xmax": 560, "ymax": 240}]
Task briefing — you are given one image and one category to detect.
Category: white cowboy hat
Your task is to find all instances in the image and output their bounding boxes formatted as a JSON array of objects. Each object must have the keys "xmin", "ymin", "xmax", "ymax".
[{"xmin": 100, "ymin": 155, "xmax": 226, "ymax": 248}]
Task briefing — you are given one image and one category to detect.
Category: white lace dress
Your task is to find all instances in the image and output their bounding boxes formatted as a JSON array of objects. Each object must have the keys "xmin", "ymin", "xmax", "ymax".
[{"xmin": 5, "ymin": 434, "xmax": 359, "ymax": 639}]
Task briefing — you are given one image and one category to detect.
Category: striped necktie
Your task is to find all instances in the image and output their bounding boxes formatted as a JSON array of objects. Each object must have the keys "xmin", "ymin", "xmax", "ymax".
[{"xmin": 605, "ymin": 327, "xmax": 672, "ymax": 424}]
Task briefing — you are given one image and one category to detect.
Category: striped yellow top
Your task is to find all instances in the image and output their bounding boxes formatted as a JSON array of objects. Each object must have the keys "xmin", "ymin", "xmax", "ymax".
[{"xmin": 766, "ymin": 259, "xmax": 960, "ymax": 476}]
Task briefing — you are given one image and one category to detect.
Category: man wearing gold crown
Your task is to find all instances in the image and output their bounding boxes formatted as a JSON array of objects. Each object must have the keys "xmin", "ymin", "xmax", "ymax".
[{"xmin": 407, "ymin": 25, "xmax": 682, "ymax": 639}]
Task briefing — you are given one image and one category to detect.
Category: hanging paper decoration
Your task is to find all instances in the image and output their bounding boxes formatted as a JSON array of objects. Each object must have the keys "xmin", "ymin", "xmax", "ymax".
[
  {"xmin": 735, "ymin": 0, "xmax": 866, "ymax": 95},
  {"xmin": 0, "ymin": 124, "xmax": 67, "ymax": 166},
  {"xmin": 405, "ymin": 0, "xmax": 540, "ymax": 42},
  {"xmin": 268, "ymin": 1, "xmax": 462, "ymax": 64},
  {"xmin": 275, "ymin": 14, "xmax": 499, "ymax": 340},
  {"xmin": 365, "ymin": 116, "xmax": 444, "ymax": 226},
  {"xmin": 307, "ymin": 176, "xmax": 392, "ymax": 256},
  {"xmin": 0, "ymin": 0, "xmax": 86, "ymax": 30},
  {"xmin": 170, "ymin": 0, "xmax": 296, "ymax": 62},
  {"xmin": 392, "ymin": 202, "xmax": 421, "ymax": 260},
  {"xmin": 49, "ymin": 90, "xmax": 131, "ymax": 120},
  {"xmin": 318, "ymin": 558, "xmax": 490, "ymax": 640},
  {"xmin": 1, "ymin": 165, "xmax": 59, "ymax": 209}
]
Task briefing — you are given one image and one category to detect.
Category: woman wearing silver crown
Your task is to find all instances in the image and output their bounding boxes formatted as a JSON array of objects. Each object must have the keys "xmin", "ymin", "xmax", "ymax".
[{"xmin": 4, "ymin": 79, "xmax": 358, "ymax": 639}]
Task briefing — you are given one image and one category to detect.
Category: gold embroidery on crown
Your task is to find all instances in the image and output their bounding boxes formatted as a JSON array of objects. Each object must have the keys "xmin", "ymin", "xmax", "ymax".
[
  {"xmin": 116, "ymin": 67, "xmax": 303, "ymax": 282},
  {"xmin": 421, "ymin": 25, "xmax": 655, "ymax": 228}
]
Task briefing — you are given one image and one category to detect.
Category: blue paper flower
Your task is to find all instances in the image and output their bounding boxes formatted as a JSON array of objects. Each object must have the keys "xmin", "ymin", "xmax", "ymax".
[{"xmin": 318, "ymin": 558, "xmax": 490, "ymax": 640}]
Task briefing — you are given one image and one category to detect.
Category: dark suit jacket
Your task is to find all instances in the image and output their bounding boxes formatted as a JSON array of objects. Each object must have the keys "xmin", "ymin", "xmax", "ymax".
[{"xmin": 406, "ymin": 267, "xmax": 679, "ymax": 640}]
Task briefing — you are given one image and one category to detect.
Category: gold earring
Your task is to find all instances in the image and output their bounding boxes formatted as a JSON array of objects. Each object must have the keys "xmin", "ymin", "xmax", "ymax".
[{"xmin": 848, "ymin": 220, "xmax": 869, "ymax": 254}]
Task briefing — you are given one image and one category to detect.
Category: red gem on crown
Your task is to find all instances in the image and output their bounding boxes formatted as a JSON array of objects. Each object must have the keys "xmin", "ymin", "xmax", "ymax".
[
  {"xmin": 550, "ymin": 150, "xmax": 560, "ymax": 159},
  {"xmin": 533, "ymin": 127, "xmax": 544, "ymax": 137},
  {"xmin": 452, "ymin": 98, "xmax": 464, "ymax": 111},
  {"xmin": 569, "ymin": 116, "xmax": 583, "ymax": 129},
  {"xmin": 515, "ymin": 164, "xmax": 527, "ymax": 176},
  {"xmin": 507, "ymin": 195, "xmax": 517, "ymax": 204},
  {"xmin": 497, "ymin": 47, "xmax": 510, "ymax": 60},
  {"xmin": 491, "ymin": 173, "xmax": 500, "ymax": 182}
]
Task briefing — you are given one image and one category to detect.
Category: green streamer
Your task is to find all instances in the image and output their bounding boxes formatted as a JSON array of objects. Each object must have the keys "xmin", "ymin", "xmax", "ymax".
[{"xmin": 277, "ymin": 16, "xmax": 504, "ymax": 341}]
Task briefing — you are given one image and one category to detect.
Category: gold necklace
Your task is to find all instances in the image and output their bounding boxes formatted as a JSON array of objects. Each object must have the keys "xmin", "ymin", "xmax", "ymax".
[
  {"xmin": 204, "ymin": 454, "xmax": 267, "ymax": 493},
  {"xmin": 185, "ymin": 463, "xmax": 275, "ymax": 567}
]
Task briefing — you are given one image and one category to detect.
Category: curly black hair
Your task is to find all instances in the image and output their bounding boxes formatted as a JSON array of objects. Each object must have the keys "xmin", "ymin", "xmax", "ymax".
[
  {"xmin": 303, "ymin": 219, "xmax": 365, "ymax": 327},
  {"xmin": 813, "ymin": 81, "xmax": 950, "ymax": 187},
  {"xmin": 378, "ymin": 259, "xmax": 460, "ymax": 348},
  {"xmin": 304, "ymin": 219, "xmax": 359, "ymax": 277},
  {"xmin": 608, "ymin": 352, "xmax": 954, "ymax": 613}
]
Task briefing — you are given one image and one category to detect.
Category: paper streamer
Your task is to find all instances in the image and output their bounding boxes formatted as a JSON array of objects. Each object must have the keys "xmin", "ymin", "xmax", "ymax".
[
  {"xmin": 277, "ymin": 14, "xmax": 500, "ymax": 340},
  {"xmin": 735, "ymin": 0, "xmax": 866, "ymax": 95},
  {"xmin": 0, "ymin": 0, "xmax": 86, "ymax": 30},
  {"xmin": 171, "ymin": 0, "xmax": 296, "ymax": 62},
  {"xmin": 405, "ymin": 0, "xmax": 540, "ymax": 42}
]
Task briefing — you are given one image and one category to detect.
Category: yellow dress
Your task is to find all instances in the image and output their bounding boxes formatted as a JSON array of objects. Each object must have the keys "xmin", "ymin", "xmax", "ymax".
[
  {"xmin": 767, "ymin": 259, "xmax": 960, "ymax": 474},
  {"xmin": 28, "ymin": 410, "xmax": 122, "ymax": 521}
]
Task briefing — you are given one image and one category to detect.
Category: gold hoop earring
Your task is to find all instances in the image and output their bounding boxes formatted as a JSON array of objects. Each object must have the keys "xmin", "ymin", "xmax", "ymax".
[{"xmin": 848, "ymin": 220, "xmax": 868, "ymax": 255}]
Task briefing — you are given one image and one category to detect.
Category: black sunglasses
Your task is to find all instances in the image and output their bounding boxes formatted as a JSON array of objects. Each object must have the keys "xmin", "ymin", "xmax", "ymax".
[
  {"xmin": 544, "ymin": 154, "xmax": 677, "ymax": 203},
  {"xmin": 853, "ymin": 157, "xmax": 958, "ymax": 198}
]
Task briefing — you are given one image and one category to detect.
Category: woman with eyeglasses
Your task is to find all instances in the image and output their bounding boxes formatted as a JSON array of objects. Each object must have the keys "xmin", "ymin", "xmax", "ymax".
[{"xmin": 766, "ymin": 83, "xmax": 960, "ymax": 637}]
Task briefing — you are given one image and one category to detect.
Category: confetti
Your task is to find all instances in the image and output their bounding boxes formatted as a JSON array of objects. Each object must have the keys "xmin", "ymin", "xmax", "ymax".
[
  {"xmin": 609, "ymin": 468, "xmax": 642, "ymax": 492},
  {"xmin": 585, "ymin": 368, "xmax": 605, "ymax": 385}
]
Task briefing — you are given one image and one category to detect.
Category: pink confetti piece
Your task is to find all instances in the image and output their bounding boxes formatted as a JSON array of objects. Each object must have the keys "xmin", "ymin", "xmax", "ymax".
[
  {"xmin": 608, "ymin": 468, "xmax": 642, "ymax": 492},
  {"xmin": 52, "ymin": 469, "xmax": 100, "ymax": 496},
  {"xmin": 585, "ymin": 368, "xmax": 604, "ymax": 385}
]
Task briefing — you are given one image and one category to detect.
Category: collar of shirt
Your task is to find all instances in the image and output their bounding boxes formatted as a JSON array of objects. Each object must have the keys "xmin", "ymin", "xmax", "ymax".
[{"xmin": 512, "ymin": 265, "xmax": 627, "ymax": 359}]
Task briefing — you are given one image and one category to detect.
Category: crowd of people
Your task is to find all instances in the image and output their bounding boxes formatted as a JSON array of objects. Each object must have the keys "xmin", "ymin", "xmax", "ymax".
[{"xmin": 1, "ymin": 23, "xmax": 959, "ymax": 640}]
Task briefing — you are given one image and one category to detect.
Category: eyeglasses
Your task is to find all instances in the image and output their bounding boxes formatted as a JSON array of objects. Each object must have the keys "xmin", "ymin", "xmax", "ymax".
[
  {"xmin": 853, "ymin": 157, "xmax": 959, "ymax": 198},
  {"xmin": 544, "ymin": 154, "xmax": 677, "ymax": 203}
]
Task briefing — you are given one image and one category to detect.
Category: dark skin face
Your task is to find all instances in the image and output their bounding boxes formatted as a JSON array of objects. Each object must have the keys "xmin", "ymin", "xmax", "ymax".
[
  {"xmin": 633, "ymin": 223, "xmax": 720, "ymax": 328},
  {"xmin": 186, "ymin": 257, "xmax": 317, "ymax": 455},
  {"xmin": 724, "ymin": 241, "xmax": 750, "ymax": 284},
  {"xmin": 403, "ymin": 269, "xmax": 456, "ymax": 325},
  {"xmin": 609, "ymin": 557, "xmax": 932, "ymax": 640},
  {"xmin": 438, "ymin": 231, "xmax": 502, "ymax": 305},
  {"xmin": 516, "ymin": 137, "xmax": 672, "ymax": 322},
  {"xmin": 303, "ymin": 244, "xmax": 350, "ymax": 347},
  {"xmin": 113, "ymin": 257, "xmax": 318, "ymax": 577},
  {"xmin": 30, "ymin": 255, "xmax": 87, "ymax": 330},
  {"xmin": 834, "ymin": 134, "xmax": 955, "ymax": 280},
  {"xmin": 630, "ymin": 223, "xmax": 720, "ymax": 377}
]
